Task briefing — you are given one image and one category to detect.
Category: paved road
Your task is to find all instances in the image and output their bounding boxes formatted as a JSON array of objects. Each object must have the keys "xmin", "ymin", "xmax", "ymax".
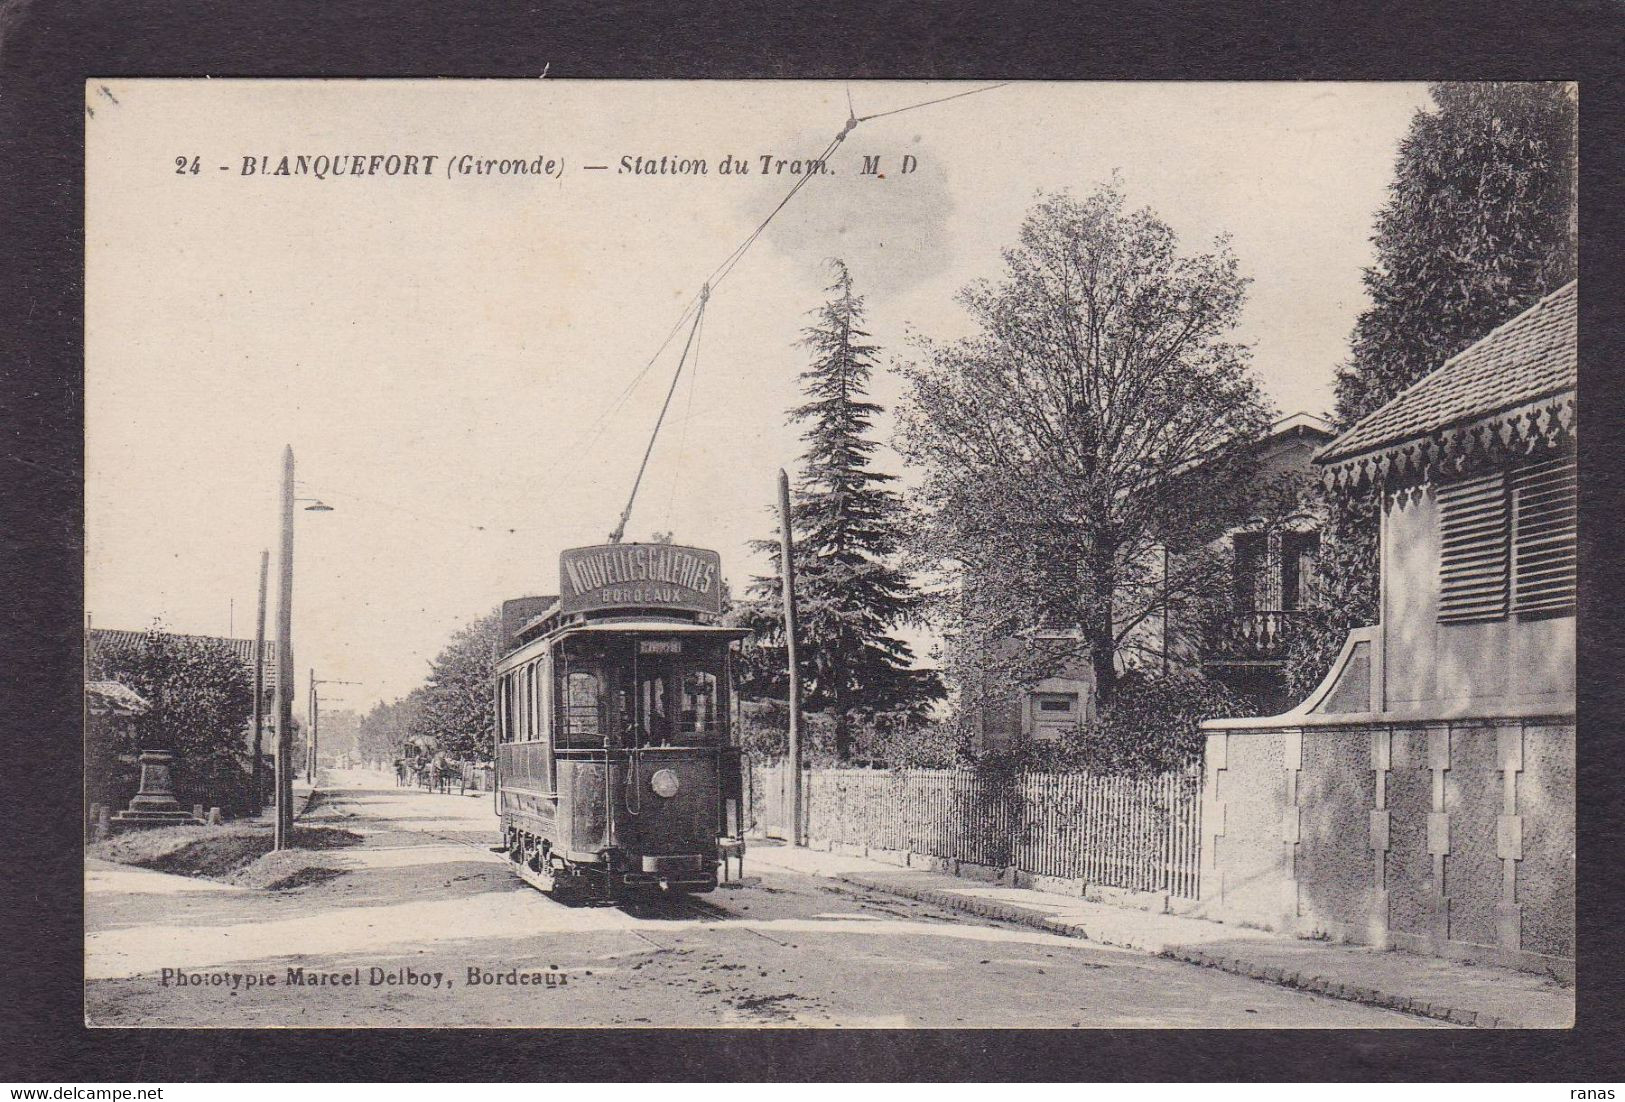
[{"xmin": 85, "ymin": 770, "xmax": 1443, "ymax": 1028}]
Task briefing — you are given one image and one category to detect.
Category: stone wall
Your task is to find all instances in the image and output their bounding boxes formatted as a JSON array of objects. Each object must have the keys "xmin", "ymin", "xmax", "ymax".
[{"xmin": 1199, "ymin": 719, "xmax": 1573, "ymax": 980}]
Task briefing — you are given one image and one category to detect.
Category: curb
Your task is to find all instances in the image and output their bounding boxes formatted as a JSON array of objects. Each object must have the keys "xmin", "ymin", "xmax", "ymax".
[{"xmin": 820, "ymin": 868, "xmax": 1524, "ymax": 1029}]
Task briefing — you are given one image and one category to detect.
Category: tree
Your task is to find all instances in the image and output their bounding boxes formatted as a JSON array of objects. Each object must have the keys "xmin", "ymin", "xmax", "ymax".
[
  {"xmin": 895, "ymin": 183, "xmax": 1272, "ymax": 718},
  {"xmin": 1334, "ymin": 82, "xmax": 1576, "ymax": 427},
  {"xmin": 358, "ymin": 692, "xmax": 420, "ymax": 767},
  {"xmin": 412, "ymin": 610, "xmax": 502, "ymax": 760},
  {"xmin": 89, "ymin": 624, "xmax": 255, "ymax": 813},
  {"xmin": 1289, "ymin": 82, "xmax": 1578, "ymax": 698},
  {"xmin": 740, "ymin": 260, "xmax": 942, "ymax": 760},
  {"xmin": 357, "ymin": 691, "xmax": 426, "ymax": 768}
]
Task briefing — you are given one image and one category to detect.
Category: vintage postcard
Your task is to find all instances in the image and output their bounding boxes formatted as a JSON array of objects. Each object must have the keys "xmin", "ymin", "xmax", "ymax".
[{"xmin": 82, "ymin": 79, "xmax": 1576, "ymax": 1029}]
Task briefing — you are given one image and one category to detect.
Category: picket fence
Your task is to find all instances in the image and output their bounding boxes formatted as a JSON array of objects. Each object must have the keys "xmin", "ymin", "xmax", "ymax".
[{"xmin": 747, "ymin": 761, "xmax": 1202, "ymax": 900}]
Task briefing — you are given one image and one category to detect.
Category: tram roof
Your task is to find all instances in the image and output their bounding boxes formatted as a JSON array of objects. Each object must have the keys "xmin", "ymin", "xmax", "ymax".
[
  {"xmin": 503, "ymin": 609, "xmax": 749, "ymax": 660},
  {"xmin": 551, "ymin": 619, "xmax": 750, "ymax": 641}
]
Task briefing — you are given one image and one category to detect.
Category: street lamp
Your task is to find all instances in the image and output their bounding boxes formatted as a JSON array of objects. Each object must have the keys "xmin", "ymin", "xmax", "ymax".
[{"xmin": 271, "ymin": 446, "xmax": 336, "ymax": 851}]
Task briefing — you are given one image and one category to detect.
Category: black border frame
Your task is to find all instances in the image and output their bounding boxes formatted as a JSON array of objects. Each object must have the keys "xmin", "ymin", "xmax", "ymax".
[{"xmin": 3, "ymin": 0, "xmax": 1623, "ymax": 1082}]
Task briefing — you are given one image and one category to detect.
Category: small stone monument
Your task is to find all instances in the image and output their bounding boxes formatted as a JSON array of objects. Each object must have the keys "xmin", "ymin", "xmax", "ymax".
[{"xmin": 111, "ymin": 750, "xmax": 201, "ymax": 829}]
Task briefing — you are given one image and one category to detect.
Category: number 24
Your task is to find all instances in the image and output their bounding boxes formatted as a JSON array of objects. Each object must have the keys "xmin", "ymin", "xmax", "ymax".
[{"xmin": 175, "ymin": 155, "xmax": 200, "ymax": 175}]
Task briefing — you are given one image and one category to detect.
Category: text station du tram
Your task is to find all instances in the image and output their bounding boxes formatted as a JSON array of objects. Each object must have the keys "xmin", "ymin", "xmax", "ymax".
[{"xmin": 493, "ymin": 543, "xmax": 748, "ymax": 899}]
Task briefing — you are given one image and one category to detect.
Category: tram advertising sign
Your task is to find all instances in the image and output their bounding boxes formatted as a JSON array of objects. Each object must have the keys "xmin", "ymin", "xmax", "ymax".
[{"xmin": 558, "ymin": 543, "xmax": 723, "ymax": 616}]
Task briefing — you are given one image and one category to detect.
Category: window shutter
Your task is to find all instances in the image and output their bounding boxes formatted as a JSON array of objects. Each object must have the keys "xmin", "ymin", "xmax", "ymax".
[
  {"xmin": 1437, "ymin": 470, "xmax": 1508, "ymax": 624},
  {"xmin": 1512, "ymin": 456, "xmax": 1577, "ymax": 616}
]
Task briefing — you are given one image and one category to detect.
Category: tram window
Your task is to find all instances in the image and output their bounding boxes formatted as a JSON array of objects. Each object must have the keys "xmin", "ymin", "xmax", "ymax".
[
  {"xmin": 680, "ymin": 669, "xmax": 719, "ymax": 738},
  {"xmin": 524, "ymin": 665, "xmax": 536, "ymax": 741},
  {"xmin": 563, "ymin": 670, "xmax": 602, "ymax": 739},
  {"xmin": 514, "ymin": 670, "xmax": 526, "ymax": 742},
  {"xmin": 528, "ymin": 662, "xmax": 544, "ymax": 746},
  {"xmin": 639, "ymin": 673, "xmax": 671, "ymax": 746}
]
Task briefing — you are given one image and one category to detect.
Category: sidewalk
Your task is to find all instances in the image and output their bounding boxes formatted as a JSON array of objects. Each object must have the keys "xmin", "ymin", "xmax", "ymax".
[
  {"xmin": 747, "ymin": 839, "xmax": 1574, "ymax": 1029},
  {"xmin": 244, "ymin": 780, "xmax": 319, "ymax": 828}
]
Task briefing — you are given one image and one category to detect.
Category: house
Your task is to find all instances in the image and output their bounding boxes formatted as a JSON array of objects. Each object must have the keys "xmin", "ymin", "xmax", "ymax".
[
  {"xmin": 1193, "ymin": 412, "xmax": 1335, "ymax": 713},
  {"xmin": 1197, "ymin": 281, "xmax": 1576, "ymax": 976},
  {"xmin": 84, "ymin": 680, "xmax": 150, "ymax": 835},
  {"xmin": 1311, "ymin": 282, "xmax": 1576, "ymax": 717},
  {"xmin": 89, "ymin": 628, "xmax": 280, "ymax": 744},
  {"xmin": 977, "ymin": 412, "xmax": 1335, "ymax": 748}
]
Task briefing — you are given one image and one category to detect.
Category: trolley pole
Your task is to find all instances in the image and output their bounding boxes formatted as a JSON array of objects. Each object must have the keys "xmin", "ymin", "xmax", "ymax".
[
  {"xmin": 273, "ymin": 446, "xmax": 296, "ymax": 851},
  {"xmin": 778, "ymin": 469, "xmax": 804, "ymax": 847},
  {"xmin": 251, "ymin": 549, "xmax": 268, "ymax": 811}
]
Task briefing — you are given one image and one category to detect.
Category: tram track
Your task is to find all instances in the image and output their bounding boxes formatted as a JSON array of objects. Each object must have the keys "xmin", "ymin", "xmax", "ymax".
[{"xmin": 378, "ymin": 795, "xmax": 742, "ymax": 924}]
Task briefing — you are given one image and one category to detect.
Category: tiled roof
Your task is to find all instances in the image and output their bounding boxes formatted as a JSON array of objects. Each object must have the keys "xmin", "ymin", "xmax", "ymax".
[
  {"xmin": 1317, "ymin": 281, "xmax": 1576, "ymax": 466},
  {"xmin": 85, "ymin": 680, "xmax": 151, "ymax": 716},
  {"xmin": 89, "ymin": 628, "xmax": 280, "ymax": 691}
]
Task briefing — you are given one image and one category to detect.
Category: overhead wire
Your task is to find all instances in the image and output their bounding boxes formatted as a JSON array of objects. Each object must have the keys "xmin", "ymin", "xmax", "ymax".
[
  {"xmin": 315, "ymin": 83, "xmax": 1013, "ymax": 545},
  {"xmin": 663, "ymin": 302, "xmax": 706, "ymax": 532},
  {"xmin": 855, "ymin": 82, "xmax": 1012, "ymax": 123}
]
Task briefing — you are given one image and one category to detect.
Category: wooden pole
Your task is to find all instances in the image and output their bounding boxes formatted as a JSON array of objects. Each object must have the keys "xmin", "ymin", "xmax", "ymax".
[
  {"xmin": 778, "ymin": 469, "xmax": 804, "ymax": 847},
  {"xmin": 251, "ymin": 550, "xmax": 268, "ymax": 810},
  {"xmin": 273, "ymin": 446, "xmax": 295, "ymax": 850},
  {"xmin": 307, "ymin": 668, "xmax": 318, "ymax": 781}
]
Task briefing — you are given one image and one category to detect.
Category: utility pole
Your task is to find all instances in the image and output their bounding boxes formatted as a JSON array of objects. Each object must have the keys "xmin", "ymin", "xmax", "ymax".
[
  {"xmin": 309, "ymin": 675, "xmax": 360, "ymax": 781},
  {"xmin": 307, "ymin": 668, "xmax": 317, "ymax": 781},
  {"xmin": 251, "ymin": 550, "xmax": 269, "ymax": 810},
  {"xmin": 273, "ymin": 446, "xmax": 295, "ymax": 850},
  {"xmin": 778, "ymin": 469, "xmax": 804, "ymax": 847}
]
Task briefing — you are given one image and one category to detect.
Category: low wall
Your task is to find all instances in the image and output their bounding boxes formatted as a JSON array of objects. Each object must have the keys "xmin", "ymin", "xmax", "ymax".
[
  {"xmin": 747, "ymin": 762, "xmax": 1203, "ymax": 901},
  {"xmin": 1198, "ymin": 719, "xmax": 1573, "ymax": 979}
]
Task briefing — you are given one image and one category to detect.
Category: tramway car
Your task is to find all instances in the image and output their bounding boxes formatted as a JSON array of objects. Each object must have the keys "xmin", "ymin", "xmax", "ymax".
[{"xmin": 493, "ymin": 543, "xmax": 747, "ymax": 899}]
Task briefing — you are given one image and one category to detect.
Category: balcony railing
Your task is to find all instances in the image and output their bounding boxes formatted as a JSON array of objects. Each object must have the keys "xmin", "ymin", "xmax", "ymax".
[{"xmin": 1204, "ymin": 610, "xmax": 1305, "ymax": 663}]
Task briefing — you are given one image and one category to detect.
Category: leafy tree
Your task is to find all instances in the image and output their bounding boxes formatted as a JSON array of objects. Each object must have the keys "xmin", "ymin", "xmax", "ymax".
[
  {"xmin": 316, "ymin": 708, "xmax": 360, "ymax": 765},
  {"xmin": 896, "ymin": 183, "xmax": 1271, "ymax": 721},
  {"xmin": 357, "ymin": 691, "xmax": 426, "ymax": 767},
  {"xmin": 1289, "ymin": 82, "xmax": 1578, "ymax": 697},
  {"xmin": 411, "ymin": 610, "xmax": 501, "ymax": 760},
  {"xmin": 740, "ymin": 259, "xmax": 942, "ymax": 760},
  {"xmin": 1334, "ymin": 82, "xmax": 1576, "ymax": 426},
  {"xmin": 89, "ymin": 624, "xmax": 255, "ymax": 814}
]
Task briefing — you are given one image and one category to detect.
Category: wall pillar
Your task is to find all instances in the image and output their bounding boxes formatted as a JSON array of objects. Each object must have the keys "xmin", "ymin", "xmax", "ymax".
[
  {"xmin": 1425, "ymin": 724, "xmax": 1452, "ymax": 952},
  {"xmin": 1281, "ymin": 728, "xmax": 1302, "ymax": 933},
  {"xmin": 1368, "ymin": 726, "xmax": 1392, "ymax": 948},
  {"xmin": 1495, "ymin": 725, "xmax": 1524, "ymax": 953},
  {"xmin": 1201, "ymin": 731, "xmax": 1228, "ymax": 904}
]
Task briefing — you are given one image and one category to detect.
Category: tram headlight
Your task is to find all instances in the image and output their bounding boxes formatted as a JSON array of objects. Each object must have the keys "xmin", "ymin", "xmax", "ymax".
[{"xmin": 650, "ymin": 769, "xmax": 680, "ymax": 799}]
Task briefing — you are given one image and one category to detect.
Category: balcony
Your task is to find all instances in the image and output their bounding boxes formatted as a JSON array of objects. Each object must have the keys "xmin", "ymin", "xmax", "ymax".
[{"xmin": 1203, "ymin": 610, "xmax": 1305, "ymax": 664}]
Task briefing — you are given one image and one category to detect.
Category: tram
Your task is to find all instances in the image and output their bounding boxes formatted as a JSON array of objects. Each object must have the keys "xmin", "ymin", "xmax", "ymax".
[{"xmin": 493, "ymin": 542, "xmax": 747, "ymax": 899}]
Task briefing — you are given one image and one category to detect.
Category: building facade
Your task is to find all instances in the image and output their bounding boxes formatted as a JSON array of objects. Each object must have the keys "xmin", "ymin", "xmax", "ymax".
[
  {"xmin": 977, "ymin": 413, "xmax": 1335, "ymax": 748},
  {"xmin": 89, "ymin": 627, "xmax": 280, "ymax": 746},
  {"xmin": 1198, "ymin": 282, "xmax": 1576, "ymax": 976}
]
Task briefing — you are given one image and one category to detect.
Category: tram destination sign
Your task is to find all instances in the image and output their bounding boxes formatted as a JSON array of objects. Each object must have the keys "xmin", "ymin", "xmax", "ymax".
[{"xmin": 558, "ymin": 543, "xmax": 723, "ymax": 616}]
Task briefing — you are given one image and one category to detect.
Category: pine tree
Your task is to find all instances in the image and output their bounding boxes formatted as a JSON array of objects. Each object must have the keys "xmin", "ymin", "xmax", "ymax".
[
  {"xmin": 1287, "ymin": 82, "xmax": 1576, "ymax": 699},
  {"xmin": 1334, "ymin": 82, "xmax": 1576, "ymax": 427},
  {"xmin": 741, "ymin": 260, "xmax": 941, "ymax": 760}
]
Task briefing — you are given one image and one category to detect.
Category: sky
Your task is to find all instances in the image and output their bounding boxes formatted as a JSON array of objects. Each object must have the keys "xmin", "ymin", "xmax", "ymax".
[{"xmin": 85, "ymin": 79, "xmax": 1433, "ymax": 707}]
